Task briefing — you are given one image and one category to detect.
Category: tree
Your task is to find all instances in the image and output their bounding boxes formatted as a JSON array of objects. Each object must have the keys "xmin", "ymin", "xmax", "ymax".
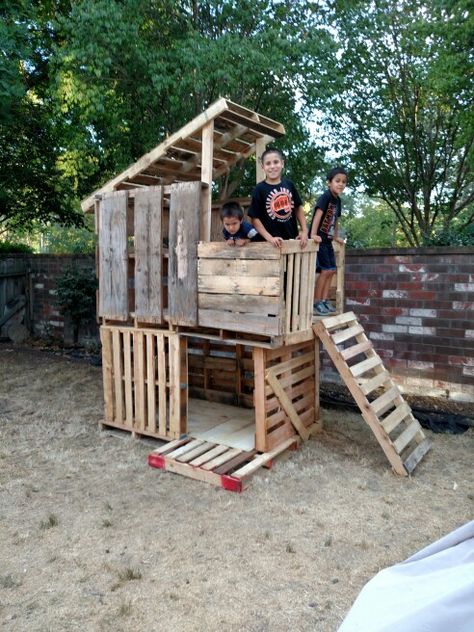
[
  {"xmin": 321, "ymin": 0, "xmax": 474, "ymax": 246},
  {"xmin": 51, "ymin": 0, "xmax": 332, "ymax": 200},
  {"xmin": 0, "ymin": 1, "xmax": 85, "ymax": 235}
]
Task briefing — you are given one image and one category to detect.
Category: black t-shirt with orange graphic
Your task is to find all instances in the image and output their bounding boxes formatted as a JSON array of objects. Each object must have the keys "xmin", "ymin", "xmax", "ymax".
[
  {"xmin": 248, "ymin": 178, "xmax": 302, "ymax": 240},
  {"xmin": 310, "ymin": 189, "xmax": 341, "ymax": 243}
]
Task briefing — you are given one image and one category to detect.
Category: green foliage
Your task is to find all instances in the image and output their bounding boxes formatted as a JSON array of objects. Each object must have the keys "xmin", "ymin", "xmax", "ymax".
[
  {"xmin": 55, "ymin": 264, "xmax": 97, "ymax": 344},
  {"xmin": 341, "ymin": 196, "xmax": 408, "ymax": 249},
  {"xmin": 51, "ymin": 0, "xmax": 330, "ymax": 198},
  {"xmin": 322, "ymin": 0, "xmax": 474, "ymax": 246},
  {"xmin": 0, "ymin": 241, "xmax": 34, "ymax": 254},
  {"xmin": 38, "ymin": 217, "xmax": 96, "ymax": 254},
  {"xmin": 0, "ymin": 1, "xmax": 85, "ymax": 235}
]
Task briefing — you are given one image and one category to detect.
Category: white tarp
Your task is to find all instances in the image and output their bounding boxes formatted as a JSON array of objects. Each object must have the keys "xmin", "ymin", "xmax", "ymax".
[{"xmin": 339, "ymin": 520, "xmax": 474, "ymax": 632}]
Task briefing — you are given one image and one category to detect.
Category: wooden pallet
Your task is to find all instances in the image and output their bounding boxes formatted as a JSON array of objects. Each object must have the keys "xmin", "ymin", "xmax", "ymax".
[
  {"xmin": 148, "ymin": 436, "xmax": 298, "ymax": 492},
  {"xmin": 314, "ymin": 312, "xmax": 430, "ymax": 476}
]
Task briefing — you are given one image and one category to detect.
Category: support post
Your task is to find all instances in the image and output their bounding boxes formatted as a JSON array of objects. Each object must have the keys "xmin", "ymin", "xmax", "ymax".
[{"xmin": 200, "ymin": 120, "xmax": 214, "ymax": 241}]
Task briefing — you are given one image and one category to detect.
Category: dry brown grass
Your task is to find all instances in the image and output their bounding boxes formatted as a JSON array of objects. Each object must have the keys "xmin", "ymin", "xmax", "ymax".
[{"xmin": 0, "ymin": 344, "xmax": 473, "ymax": 631}]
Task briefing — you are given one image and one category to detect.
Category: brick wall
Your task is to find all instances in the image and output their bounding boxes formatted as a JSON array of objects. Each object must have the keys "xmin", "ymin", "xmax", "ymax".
[
  {"xmin": 321, "ymin": 246, "xmax": 474, "ymax": 403},
  {"xmin": 5, "ymin": 254, "xmax": 98, "ymax": 347},
  {"xmin": 3, "ymin": 248, "xmax": 473, "ymax": 403}
]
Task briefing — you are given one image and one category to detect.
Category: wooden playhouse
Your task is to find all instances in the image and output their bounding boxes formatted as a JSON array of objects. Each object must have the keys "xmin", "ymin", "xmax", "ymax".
[{"xmin": 83, "ymin": 98, "xmax": 430, "ymax": 491}]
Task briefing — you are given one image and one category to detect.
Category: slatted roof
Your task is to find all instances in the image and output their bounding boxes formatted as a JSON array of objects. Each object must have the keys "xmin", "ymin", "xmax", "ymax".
[{"xmin": 81, "ymin": 98, "xmax": 285, "ymax": 212}]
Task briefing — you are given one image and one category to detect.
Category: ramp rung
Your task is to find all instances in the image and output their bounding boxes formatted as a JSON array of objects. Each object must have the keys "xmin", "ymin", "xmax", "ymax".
[
  {"xmin": 358, "ymin": 371, "xmax": 391, "ymax": 395},
  {"xmin": 341, "ymin": 340, "xmax": 372, "ymax": 360},
  {"xmin": 371, "ymin": 386, "xmax": 400, "ymax": 415},
  {"xmin": 350, "ymin": 355, "xmax": 382, "ymax": 377},
  {"xmin": 404, "ymin": 438, "xmax": 431, "ymax": 474},
  {"xmin": 332, "ymin": 323, "xmax": 364, "ymax": 345},
  {"xmin": 321, "ymin": 311, "xmax": 358, "ymax": 330},
  {"xmin": 381, "ymin": 403, "xmax": 411, "ymax": 433},
  {"xmin": 393, "ymin": 421, "xmax": 422, "ymax": 454},
  {"xmin": 167, "ymin": 439, "xmax": 204, "ymax": 459}
]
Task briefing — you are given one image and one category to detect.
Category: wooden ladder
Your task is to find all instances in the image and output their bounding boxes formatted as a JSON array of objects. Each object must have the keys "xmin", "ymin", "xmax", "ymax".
[{"xmin": 314, "ymin": 312, "xmax": 430, "ymax": 476}]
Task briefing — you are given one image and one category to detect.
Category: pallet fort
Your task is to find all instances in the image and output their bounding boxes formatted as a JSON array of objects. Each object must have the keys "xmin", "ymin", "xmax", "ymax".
[{"xmin": 82, "ymin": 98, "xmax": 430, "ymax": 491}]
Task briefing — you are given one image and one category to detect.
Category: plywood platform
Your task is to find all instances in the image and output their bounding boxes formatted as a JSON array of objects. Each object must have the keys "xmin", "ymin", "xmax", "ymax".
[{"xmin": 188, "ymin": 398, "xmax": 255, "ymax": 451}]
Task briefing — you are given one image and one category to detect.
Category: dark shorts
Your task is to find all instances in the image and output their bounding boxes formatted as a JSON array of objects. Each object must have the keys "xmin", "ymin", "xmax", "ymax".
[{"xmin": 316, "ymin": 240, "xmax": 336, "ymax": 272}]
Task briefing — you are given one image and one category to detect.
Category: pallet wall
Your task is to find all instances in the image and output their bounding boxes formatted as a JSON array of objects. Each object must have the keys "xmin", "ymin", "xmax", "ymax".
[{"xmin": 100, "ymin": 325, "xmax": 187, "ymax": 439}]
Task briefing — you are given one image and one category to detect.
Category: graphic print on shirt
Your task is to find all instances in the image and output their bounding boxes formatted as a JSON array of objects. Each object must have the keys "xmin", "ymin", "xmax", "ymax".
[
  {"xmin": 320, "ymin": 201, "xmax": 337, "ymax": 238},
  {"xmin": 266, "ymin": 187, "xmax": 294, "ymax": 223}
]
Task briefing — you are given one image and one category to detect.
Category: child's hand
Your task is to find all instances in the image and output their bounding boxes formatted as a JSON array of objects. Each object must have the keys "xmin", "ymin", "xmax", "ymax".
[
  {"xmin": 235, "ymin": 238, "xmax": 247, "ymax": 247},
  {"xmin": 268, "ymin": 236, "xmax": 283, "ymax": 248},
  {"xmin": 297, "ymin": 231, "xmax": 308, "ymax": 248},
  {"xmin": 312, "ymin": 235, "xmax": 322, "ymax": 243},
  {"xmin": 226, "ymin": 239, "xmax": 236, "ymax": 246},
  {"xmin": 335, "ymin": 236, "xmax": 346, "ymax": 244}
]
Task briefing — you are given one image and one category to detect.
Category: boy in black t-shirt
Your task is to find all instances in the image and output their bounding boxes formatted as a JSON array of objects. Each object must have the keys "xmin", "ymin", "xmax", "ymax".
[
  {"xmin": 248, "ymin": 148, "xmax": 308, "ymax": 248},
  {"xmin": 310, "ymin": 167, "xmax": 348, "ymax": 315},
  {"xmin": 220, "ymin": 201, "xmax": 258, "ymax": 246}
]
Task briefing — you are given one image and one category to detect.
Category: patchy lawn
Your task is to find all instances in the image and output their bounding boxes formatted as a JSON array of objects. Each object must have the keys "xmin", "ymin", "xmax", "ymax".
[{"xmin": 1, "ymin": 344, "xmax": 473, "ymax": 631}]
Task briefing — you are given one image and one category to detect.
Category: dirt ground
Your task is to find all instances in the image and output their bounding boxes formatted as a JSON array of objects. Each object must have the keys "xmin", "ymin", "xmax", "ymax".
[{"xmin": 1, "ymin": 344, "xmax": 473, "ymax": 632}]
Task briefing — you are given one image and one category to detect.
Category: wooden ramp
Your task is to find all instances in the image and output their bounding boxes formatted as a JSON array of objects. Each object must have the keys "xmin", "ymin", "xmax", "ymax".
[
  {"xmin": 148, "ymin": 436, "xmax": 298, "ymax": 492},
  {"xmin": 314, "ymin": 312, "xmax": 430, "ymax": 476}
]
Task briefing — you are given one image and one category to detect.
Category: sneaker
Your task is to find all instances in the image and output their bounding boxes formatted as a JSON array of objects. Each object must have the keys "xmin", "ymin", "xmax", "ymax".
[
  {"xmin": 323, "ymin": 300, "xmax": 336, "ymax": 313},
  {"xmin": 313, "ymin": 300, "xmax": 329, "ymax": 315}
]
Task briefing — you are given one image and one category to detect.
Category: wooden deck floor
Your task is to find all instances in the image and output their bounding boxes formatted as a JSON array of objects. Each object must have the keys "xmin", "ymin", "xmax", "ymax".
[{"xmin": 188, "ymin": 398, "xmax": 255, "ymax": 451}]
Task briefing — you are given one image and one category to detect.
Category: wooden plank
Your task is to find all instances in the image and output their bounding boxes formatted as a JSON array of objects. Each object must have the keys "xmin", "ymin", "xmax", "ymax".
[
  {"xmin": 340, "ymin": 339, "xmax": 373, "ymax": 360},
  {"xmin": 267, "ymin": 351, "xmax": 314, "ymax": 378},
  {"xmin": 200, "ymin": 120, "xmax": 213, "ymax": 240},
  {"xmin": 359, "ymin": 371, "xmax": 391, "ymax": 395},
  {"xmin": 198, "ymin": 293, "xmax": 280, "ymax": 314},
  {"xmin": 112, "ymin": 328, "xmax": 124, "ymax": 423},
  {"xmin": 168, "ymin": 333, "xmax": 185, "ymax": 438},
  {"xmin": 145, "ymin": 332, "xmax": 157, "ymax": 433},
  {"xmin": 381, "ymin": 403, "xmax": 412, "ymax": 434},
  {"xmin": 213, "ymin": 449, "xmax": 257, "ymax": 474},
  {"xmin": 285, "ymin": 254, "xmax": 294, "ymax": 333},
  {"xmin": 98, "ymin": 191, "xmax": 128, "ymax": 319},
  {"xmin": 189, "ymin": 444, "xmax": 229, "ymax": 467},
  {"xmin": 123, "ymin": 330, "xmax": 133, "ymax": 425},
  {"xmin": 168, "ymin": 181, "xmax": 201, "ymax": 326},
  {"xmin": 149, "ymin": 453, "xmax": 231, "ymax": 488},
  {"xmin": 393, "ymin": 421, "xmax": 424, "ymax": 454},
  {"xmin": 134, "ymin": 186, "xmax": 163, "ymax": 323},
  {"xmin": 198, "ymin": 275, "xmax": 280, "ymax": 296},
  {"xmin": 254, "ymin": 347, "xmax": 267, "ymax": 452},
  {"xmin": 199, "ymin": 258, "xmax": 280, "ymax": 277},
  {"xmin": 134, "ymin": 331, "xmax": 145, "ymax": 431},
  {"xmin": 157, "ymin": 334, "xmax": 167, "ymax": 436},
  {"xmin": 404, "ymin": 438, "xmax": 431, "ymax": 474},
  {"xmin": 100, "ymin": 327, "xmax": 114, "ymax": 423},
  {"xmin": 319, "ymin": 311, "xmax": 357, "ymax": 330},
  {"xmin": 370, "ymin": 386, "xmax": 400, "ymax": 415},
  {"xmin": 201, "ymin": 447, "xmax": 242, "ymax": 470},
  {"xmin": 232, "ymin": 437, "xmax": 298, "ymax": 479},
  {"xmin": 198, "ymin": 309, "xmax": 280, "ymax": 336},
  {"xmin": 150, "ymin": 438, "xmax": 189, "ymax": 455},
  {"xmin": 167, "ymin": 438, "xmax": 204, "ymax": 459},
  {"xmin": 266, "ymin": 370, "xmax": 310, "ymax": 441},
  {"xmin": 198, "ymin": 242, "xmax": 280, "ymax": 260},
  {"xmin": 291, "ymin": 252, "xmax": 302, "ymax": 331},
  {"xmin": 331, "ymin": 323, "xmax": 364, "ymax": 345},
  {"xmin": 350, "ymin": 354, "xmax": 383, "ymax": 377},
  {"xmin": 177, "ymin": 441, "xmax": 216, "ymax": 463}
]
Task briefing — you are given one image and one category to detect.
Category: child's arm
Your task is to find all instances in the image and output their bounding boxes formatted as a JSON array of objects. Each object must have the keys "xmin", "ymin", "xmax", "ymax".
[
  {"xmin": 310, "ymin": 209, "xmax": 323, "ymax": 243},
  {"xmin": 295, "ymin": 205, "xmax": 308, "ymax": 247},
  {"xmin": 252, "ymin": 217, "xmax": 283, "ymax": 248}
]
